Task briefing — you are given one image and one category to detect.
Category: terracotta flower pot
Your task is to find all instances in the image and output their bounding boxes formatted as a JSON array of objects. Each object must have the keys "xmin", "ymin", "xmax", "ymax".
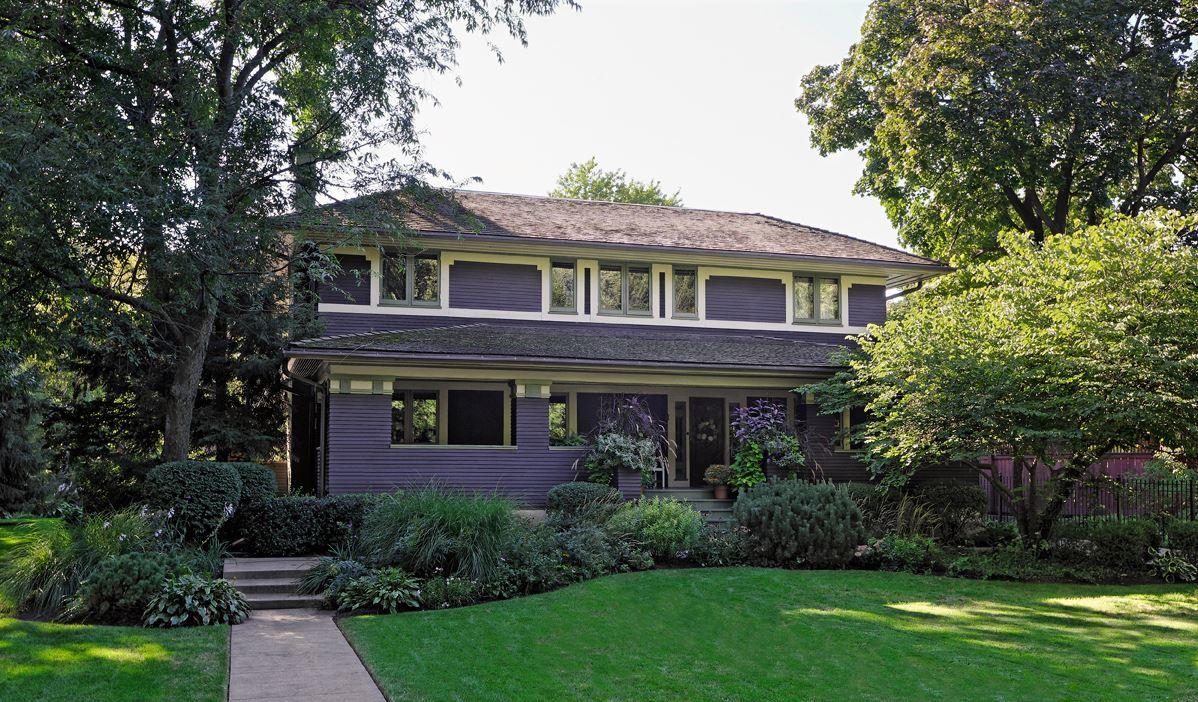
[{"xmin": 713, "ymin": 485, "xmax": 729, "ymax": 500}]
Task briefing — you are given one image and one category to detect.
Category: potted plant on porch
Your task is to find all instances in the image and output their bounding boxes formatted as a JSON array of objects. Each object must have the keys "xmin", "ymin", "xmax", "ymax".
[{"xmin": 704, "ymin": 463, "xmax": 731, "ymax": 499}]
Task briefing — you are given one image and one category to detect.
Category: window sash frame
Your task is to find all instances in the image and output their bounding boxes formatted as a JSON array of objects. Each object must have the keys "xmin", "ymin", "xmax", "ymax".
[
  {"xmin": 380, "ymin": 252, "xmax": 441, "ymax": 307},
  {"xmin": 793, "ymin": 272, "xmax": 841, "ymax": 325},
  {"xmin": 391, "ymin": 389, "xmax": 440, "ymax": 445},
  {"xmin": 549, "ymin": 259, "xmax": 578, "ymax": 313},
  {"xmin": 671, "ymin": 266, "xmax": 698, "ymax": 318},
  {"xmin": 598, "ymin": 262, "xmax": 653, "ymax": 317}
]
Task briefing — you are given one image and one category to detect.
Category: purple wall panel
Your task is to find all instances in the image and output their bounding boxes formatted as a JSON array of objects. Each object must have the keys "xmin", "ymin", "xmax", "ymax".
[
  {"xmin": 848, "ymin": 284, "xmax": 886, "ymax": 327},
  {"xmin": 318, "ymin": 255, "xmax": 371, "ymax": 305},
  {"xmin": 704, "ymin": 276, "xmax": 786, "ymax": 323},
  {"xmin": 325, "ymin": 393, "xmax": 586, "ymax": 508},
  {"xmin": 448, "ymin": 261, "xmax": 542, "ymax": 312}
]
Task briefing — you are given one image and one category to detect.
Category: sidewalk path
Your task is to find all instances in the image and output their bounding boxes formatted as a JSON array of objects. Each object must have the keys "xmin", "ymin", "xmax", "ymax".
[{"xmin": 229, "ymin": 608, "xmax": 386, "ymax": 702}]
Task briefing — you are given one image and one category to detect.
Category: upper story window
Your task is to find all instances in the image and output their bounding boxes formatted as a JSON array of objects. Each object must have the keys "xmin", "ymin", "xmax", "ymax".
[
  {"xmin": 382, "ymin": 252, "xmax": 440, "ymax": 305},
  {"xmin": 672, "ymin": 267, "xmax": 697, "ymax": 317},
  {"xmin": 599, "ymin": 263, "xmax": 651, "ymax": 316},
  {"xmin": 794, "ymin": 274, "xmax": 840, "ymax": 324},
  {"xmin": 550, "ymin": 261, "xmax": 576, "ymax": 312}
]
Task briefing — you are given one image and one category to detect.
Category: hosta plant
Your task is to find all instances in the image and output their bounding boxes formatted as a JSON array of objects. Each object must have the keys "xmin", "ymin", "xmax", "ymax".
[{"xmin": 143, "ymin": 574, "xmax": 249, "ymax": 627}]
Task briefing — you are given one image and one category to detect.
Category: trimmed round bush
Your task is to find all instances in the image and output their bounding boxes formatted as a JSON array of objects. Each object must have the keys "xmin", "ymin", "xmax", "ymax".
[
  {"xmin": 145, "ymin": 461, "xmax": 241, "ymax": 542},
  {"xmin": 236, "ymin": 497, "xmax": 321, "ymax": 556},
  {"xmin": 606, "ymin": 497, "xmax": 703, "ymax": 560},
  {"xmin": 1166, "ymin": 519, "xmax": 1198, "ymax": 561},
  {"xmin": 1053, "ymin": 518, "xmax": 1160, "ymax": 571},
  {"xmin": 72, "ymin": 551, "xmax": 180, "ymax": 623},
  {"xmin": 546, "ymin": 482, "xmax": 622, "ymax": 515},
  {"xmin": 733, "ymin": 479, "xmax": 866, "ymax": 567},
  {"xmin": 229, "ymin": 463, "xmax": 277, "ymax": 504}
]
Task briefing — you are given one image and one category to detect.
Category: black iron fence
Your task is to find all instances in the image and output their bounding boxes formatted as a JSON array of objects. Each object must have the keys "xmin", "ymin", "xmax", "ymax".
[{"xmin": 983, "ymin": 474, "xmax": 1198, "ymax": 521}]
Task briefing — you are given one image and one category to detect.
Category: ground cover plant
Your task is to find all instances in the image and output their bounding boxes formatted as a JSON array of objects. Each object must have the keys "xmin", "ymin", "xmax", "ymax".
[{"xmin": 341, "ymin": 568, "xmax": 1198, "ymax": 702}]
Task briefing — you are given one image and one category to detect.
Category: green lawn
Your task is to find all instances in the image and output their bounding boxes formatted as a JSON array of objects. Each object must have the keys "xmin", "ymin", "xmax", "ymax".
[
  {"xmin": 0, "ymin": 519, "xmax": 230, "ymax": 702},
  {"xmin": 341, "ymin": 568, "xmax": 1198, "ymax": 702}
]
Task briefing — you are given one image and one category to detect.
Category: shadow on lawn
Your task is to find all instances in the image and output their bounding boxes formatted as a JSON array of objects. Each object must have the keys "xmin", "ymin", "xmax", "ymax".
[{"xmin": 787, "ymin": 587, "xmax": 1198, "ymax": 697}]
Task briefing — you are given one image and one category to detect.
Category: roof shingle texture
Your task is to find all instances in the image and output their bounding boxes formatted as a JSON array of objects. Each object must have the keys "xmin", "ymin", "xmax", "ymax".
[
  {"xmin": 283, "ymin": 189, "xmax": 942, "ymax": 268},
  {"xmin": 291, "ymin": 323, "xmax": 847, "ymax": 370}
]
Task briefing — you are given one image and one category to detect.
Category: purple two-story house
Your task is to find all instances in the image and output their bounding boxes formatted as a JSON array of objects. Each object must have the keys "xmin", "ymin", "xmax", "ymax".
[{"xmin": 281, "ymin": 190, "xmax": 949, "ymax": 507}]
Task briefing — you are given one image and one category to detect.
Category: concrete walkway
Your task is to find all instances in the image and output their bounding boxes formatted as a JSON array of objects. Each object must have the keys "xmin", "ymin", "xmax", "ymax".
[{"xmin": 229, "ymin": 608, "xmax": 385, "ymax": 702}]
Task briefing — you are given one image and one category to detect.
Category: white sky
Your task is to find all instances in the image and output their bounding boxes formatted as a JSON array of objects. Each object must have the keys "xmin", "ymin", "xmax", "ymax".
[{"xmin": 403, "ymin": 0, "xmax": 897, "ymax": 248}]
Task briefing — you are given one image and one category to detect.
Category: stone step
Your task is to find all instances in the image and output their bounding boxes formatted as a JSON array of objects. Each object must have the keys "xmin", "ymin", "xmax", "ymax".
[
  {"xmin": 243, "ymin": 592, "xmax": 325, "ymax": 610},
  {"xmin": 228, "ymin": 577, "xmax": 302, "ymax": 595},
  {"xmin": 224, "ymin": 557, "xmax": 319, "ymax": 580},
  {"xmin": 645, "ymin": 489, "xmax": 715, "ymax": 499}
]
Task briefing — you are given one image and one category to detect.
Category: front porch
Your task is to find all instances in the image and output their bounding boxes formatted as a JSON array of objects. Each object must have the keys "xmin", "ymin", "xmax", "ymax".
[{"xmin": 304, "ymin": 361, "xmax": 868, "ymax": 507}]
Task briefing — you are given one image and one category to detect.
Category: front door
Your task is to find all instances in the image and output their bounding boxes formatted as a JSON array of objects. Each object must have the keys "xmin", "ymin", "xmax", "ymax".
[{"xmin": 688, "ymin": 397, "xmax": 726, "ymax": 485}]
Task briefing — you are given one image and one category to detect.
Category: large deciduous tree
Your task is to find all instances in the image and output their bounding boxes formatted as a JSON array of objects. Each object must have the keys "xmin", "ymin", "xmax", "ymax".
[
  {"xmin": 805, "ymin": 213, "xmax": 1198, "ymax": 541},
  {"xmin": 796, "ymin": 0, "xmax": 1198, "ymax": 263},
  {"xmin": 550, "ymin": 157, "xmax": 683, "ymax": 206},
  {"xmin": 0, "ymin": 0, "xmax": 569, "ymax": 461}
]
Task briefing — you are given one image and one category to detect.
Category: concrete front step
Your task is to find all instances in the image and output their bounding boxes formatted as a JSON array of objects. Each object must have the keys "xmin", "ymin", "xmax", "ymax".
[
  {"xmin": 230, "ymin": 577, "xmax": 302, "ymax": 595},
  {"xmin": 243, "ymin": 592, "xmax": 325, "ymax": 609},
  {"xmin": 225, "ymin": 557, "xmax": 321, "ymax": 610}
]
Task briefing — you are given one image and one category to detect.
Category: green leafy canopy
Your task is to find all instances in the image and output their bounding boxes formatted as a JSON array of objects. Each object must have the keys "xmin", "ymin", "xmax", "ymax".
[
  {"xmin": 551, "ymin": 157, "xmax": 683, "ymax": 206},
  {"xmin": 797, "ymin": 1, "xmax": 1198, "ymax": 263},
  {"xmin": 805, "ymin": 212, "xmax": 1198, "ymax": 537}
]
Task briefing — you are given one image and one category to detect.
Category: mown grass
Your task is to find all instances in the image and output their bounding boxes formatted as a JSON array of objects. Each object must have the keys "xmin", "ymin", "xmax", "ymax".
[
  {"xmin": 0, "ymin": 519, "xmax": 230, "ymax": 702},
  {"xmin": 342, "ymin": 568, "xmax": 1198, "ymax": 702}
]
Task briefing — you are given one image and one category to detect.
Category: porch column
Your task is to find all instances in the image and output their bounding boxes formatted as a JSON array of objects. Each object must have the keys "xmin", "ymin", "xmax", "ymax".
[{"xmin": 513, "ymin": 380, "xmax": 553, "ymax": 452}]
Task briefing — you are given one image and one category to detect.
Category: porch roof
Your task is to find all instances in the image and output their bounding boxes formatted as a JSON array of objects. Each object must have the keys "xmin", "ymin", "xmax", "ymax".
[{"xmin": 287, "ymin": 323, "xmax": 849, "ymax": 372}]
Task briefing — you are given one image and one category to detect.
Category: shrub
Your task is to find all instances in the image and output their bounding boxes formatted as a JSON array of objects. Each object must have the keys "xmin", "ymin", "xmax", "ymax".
[
  {"xmin": 870, "ymin": 534, "xmax": 944, "ymax": 573},
  {"xmin": 145, "ymin": 461, "xmax": 241, "ymax": 542},
  {"xmin": 914, "ymin": 480, "xmax": 986, "ymax": 544},
  {"xmin": 947, "ymin": 544, "xmax": 1116, "ymax": 583},
  {"xmin": 70, "ymin": 456, "xmax": 153, "ymax": 513},
  {"xmin": 845, "ymin": 485, "xmax": 939, "ymax": 539},
  {"xmin": 703, "ymin": 463, "xmax": 731, "ymax": 486},
  {"xmin": 361, "ymin": 488, "xmax": 516, "ymax": 581},
  {"xmin": 1164, "ymin": 520, "xmax": 1198, "ymax": 561},
  {"xmin": 420, "ymin": 576, "xmax": 482, "ymax": 609},
  {"xmin": 583, "ymin": 432, "xmax": 658, "ymax": 488},
  {"xmin": 316, "ymin": 493, "xmax": 381, "ymax": 548},
  {"xmin": 335, "ymin": 568, "xmax": 421, "ymax": 613},
  {"xmin": 607, "ymin": 497, "xmax": 703, "ymax": 560},
  {"xmin": 1052, "ymin": 518, "xmax": 1160, "ymax": 571},
  {"xmin": 235, "ymin": 497, "xmax": 321, "ymax": 556},
  {"xmin": 0, "ymin": 509, "xmax": 161, "ymax": 614},
  {"xmin": 69, "ymin": 551, "xmax": 180, "ymax": 623},
  {"xmin": 486, "ymin": 526, "xmax": 564, "ymax": 598},
  {"xmin": 968, "ymin": 520, "xmax": 1020, "ymax": 547},
  {"xmin": 545, "ymin": 482, "xmax": 622, "ymax": 516},
  {"xmin": 229, "ymin": 463, "xmax": 276, "ymax": 504},
  {"xmin": 685, "ymin": 525, "xmax": 750, "ymax": 567},
  {"xmin": 733, "ymin": 480, "xmax": 865, "ymax": 567},
  {"xmin": 144, "ymin": 574, "xmax": 249, "ymax": 627}
]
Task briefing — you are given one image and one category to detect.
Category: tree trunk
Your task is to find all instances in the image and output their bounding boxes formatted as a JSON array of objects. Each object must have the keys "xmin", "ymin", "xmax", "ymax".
[
  {"xmin": 1036, "ymin": 458, "xmax": 1089, "ymax": 541},
  {"xmin": 161, "ymin": 304, "xmax": 218, "ymax": 462}
]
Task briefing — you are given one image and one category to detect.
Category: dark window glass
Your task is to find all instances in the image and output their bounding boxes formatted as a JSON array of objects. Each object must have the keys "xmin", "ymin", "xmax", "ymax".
[
  {"xmin": 411, "ymin": 391, "xmax": 438, "ymax": 444},
  {"xmin": 549, "ymin": 394, "xmax": 569, "ymax": 445},
  {"xmin": 383, "ymin": 256, "xmax": 407, "ymax": 302},
  {"xmin": 447, "ymin": 390, "xmax": 504, "ymax": 445},
  {"xmin": 551, "ymin": 262, "xmax": 576, "ymax": 311},
  {"xmin": 599, "ymin": 265, "xmax": 622, "ymax": 313},
  {"xmin": 627, "ymin": 266, "xmax": 651, "ymax": 313},
  {"xmin": 390, "ymin": 393, "xmax": 406, "ymax": 444},
  {"xmin": 793, "ymin": 275, "xmax": 814, "ymax": 320},
  {"xmin": 847, "ymin": 405, "xmax": 869, "ymax": 450},
  {"xmin": 413, "ymin": 254, "xmax": 439, "ymax": 303},
  {"xmin": 674, "ymin": 401, "xmax": 687, "ymax": 481},
  {"xmin": 673, "ymin": 268, "xmax": 697, "ymax": 316}
]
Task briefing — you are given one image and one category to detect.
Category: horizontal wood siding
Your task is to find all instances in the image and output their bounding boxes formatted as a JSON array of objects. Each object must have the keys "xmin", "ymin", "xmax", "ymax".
[
  {"xmin": 325, "ymin": 393, "xmax": 585, "ymax": 507},
  {"xmin": 318, "ymin": 255, "xmax": 371, "ymax": 305},
  {"xmin": 848, "ymin": 284, "xmax": 886, "ymax": 327},
  {"xmin": 449, "ymin": 261, "xmax": 542, "ymax": 312},
  {"xmin": 796, "ymin": 403, "xmax": 871, "ymax": 482},
  {"xmin": 317, "ymin": 312, "xmax": 848, "ymax": 345},
  {"xmin": 704, "ymin": 276, "xmax": 786, "ymax": 323}
]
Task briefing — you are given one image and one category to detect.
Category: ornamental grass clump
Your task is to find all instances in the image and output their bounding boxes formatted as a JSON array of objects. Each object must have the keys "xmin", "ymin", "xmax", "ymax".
[
  {"xmin": 361, "ymin": 488, "xmax": 516, "ymax": 581},
  {"xmin": 733, "ymin": 479, "xmax": 865, "ymax": 567}
]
